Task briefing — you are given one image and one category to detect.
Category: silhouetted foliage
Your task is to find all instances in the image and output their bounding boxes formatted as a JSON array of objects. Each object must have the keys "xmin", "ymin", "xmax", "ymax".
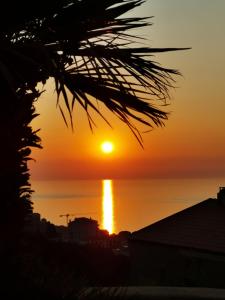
[
  {"xmin": 0, "ymin": 1, "xmax": 185, "ymax": 298},
  {"xmin": 0, "ymin": 87, "xmax": 41, "ymax": 249},
  {"xmin": 2, "ymin": 237, "xmax": 130, "ymax": 299},
  {"xmin": 1, "ymin": 0, "xmax": 184, "ymax": 142},
  {"xmin": 0, "ymin": 0, "xmax": 183, "ymax": 234}
]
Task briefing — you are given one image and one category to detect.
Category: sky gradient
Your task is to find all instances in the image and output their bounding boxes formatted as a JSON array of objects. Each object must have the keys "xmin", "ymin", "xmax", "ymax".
[{"xmin": 30, "ymin": 0, "xmax": 225, "ymax": 180}]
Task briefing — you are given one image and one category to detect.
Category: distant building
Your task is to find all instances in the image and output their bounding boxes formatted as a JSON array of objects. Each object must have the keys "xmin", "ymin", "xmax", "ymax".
[
  {"xmin": 118, "ymin": 231, "xmax": 132, "ymax": 245},
  {"xmin": 217, "ymin": 186, "xmax": 225, "ymax": 204},
  {"xmin": 24, "ymin": 212, "xmax": 41, "ymax": 233},
  {"xmin": 24, "ymin": 213, "xmax": 57, "ymax": 239},
  {"xmin": 129, "ymin": 187, "xmax": 225, "ymax": 288},
  {"xmin": 55, "ymin": 225, "xmax": 68, "ymax": 242},
  {"xmin": 23, "ymin": 213, "xmax": 130, "ymax": 249},
  {"xmin": 68, "ymin": 217, "xmax": 99, "ymax": 243},
  {"xmin": 112, "ymin": 231, "xmax": 131, "ymax": 256}
]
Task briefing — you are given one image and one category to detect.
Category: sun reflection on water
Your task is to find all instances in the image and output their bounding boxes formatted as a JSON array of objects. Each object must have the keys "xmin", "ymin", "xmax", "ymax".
[{"xmin": 102, "ymin": 179, "xmax": 114, "ymax": 234}]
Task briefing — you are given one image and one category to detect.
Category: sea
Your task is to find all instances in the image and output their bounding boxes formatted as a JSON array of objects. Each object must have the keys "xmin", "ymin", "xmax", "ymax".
[{"xmin": 32, "ymin": 177, "xmax": 225, "ymax": 234}]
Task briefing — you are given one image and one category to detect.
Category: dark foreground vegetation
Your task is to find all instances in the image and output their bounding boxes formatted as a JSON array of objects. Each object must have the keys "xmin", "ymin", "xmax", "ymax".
[
  {"xmin": 1, "ymin": 235, "xmax": 130, "ymax": 300},
  {"xmin": 0, "ymin": 1, "xmax": 186, "ymax": 298}
]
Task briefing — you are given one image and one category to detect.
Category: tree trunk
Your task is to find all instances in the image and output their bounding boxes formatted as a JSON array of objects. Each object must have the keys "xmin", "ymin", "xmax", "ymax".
[{"xmin": 0, "ymin": 74, "xmax": 41, "ymax": 259}]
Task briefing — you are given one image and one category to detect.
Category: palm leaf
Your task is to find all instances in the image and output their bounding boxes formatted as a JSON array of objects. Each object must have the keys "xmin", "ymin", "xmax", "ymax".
[{"xmin": 1, "ymin": 0, "xmax": 189, "ymax": 144}]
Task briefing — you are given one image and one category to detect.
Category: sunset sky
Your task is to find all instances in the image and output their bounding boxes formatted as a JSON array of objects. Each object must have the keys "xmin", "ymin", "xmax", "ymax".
[{"xmin": 30, "ymin": 0, "xmax": 225, "ymax": 180}]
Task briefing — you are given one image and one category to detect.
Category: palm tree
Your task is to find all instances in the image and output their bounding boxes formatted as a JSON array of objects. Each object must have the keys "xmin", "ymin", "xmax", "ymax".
[{"xmin": 0, "ymin": 0, "xmax": 185, "ymax": 246}]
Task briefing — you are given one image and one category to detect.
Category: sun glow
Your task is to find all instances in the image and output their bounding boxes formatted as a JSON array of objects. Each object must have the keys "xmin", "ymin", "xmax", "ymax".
[
  {"xmin": 102, "ymin": 180, "xmax": 114, "ymax": 234},
  {"xmin": 101, "ymin": 141, "xmax": 114, "ymax": 154}
]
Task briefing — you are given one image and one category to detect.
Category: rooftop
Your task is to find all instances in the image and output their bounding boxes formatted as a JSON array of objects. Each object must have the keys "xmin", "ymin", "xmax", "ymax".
[{"xmin": 131, "ymin": 195, "xmax": 225, "ymax": 254}]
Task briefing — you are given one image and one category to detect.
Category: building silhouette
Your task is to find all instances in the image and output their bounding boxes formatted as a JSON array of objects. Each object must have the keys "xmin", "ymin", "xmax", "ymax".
[
  {"xmin": 129, "ymin": 187, "xmax": 225, "ymax": 288},
  {"xmin": 68, "ymin": 217, "xmax": 99, "ymax": 243},
  {"xmin": 24, "ymin": 212, "xmax": 57, "ymax": 239}
]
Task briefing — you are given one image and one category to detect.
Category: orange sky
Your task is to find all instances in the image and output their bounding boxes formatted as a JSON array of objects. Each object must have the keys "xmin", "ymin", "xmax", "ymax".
[{"xmin": 30, "ymin": 0, "xmax": 225, "ymax": 180}]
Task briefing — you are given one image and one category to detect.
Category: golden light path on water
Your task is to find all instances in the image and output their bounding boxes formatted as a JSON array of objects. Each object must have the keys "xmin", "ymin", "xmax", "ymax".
[{"xmin": 102, "ymin": 179, "xmax": 114, "ymax": 234}]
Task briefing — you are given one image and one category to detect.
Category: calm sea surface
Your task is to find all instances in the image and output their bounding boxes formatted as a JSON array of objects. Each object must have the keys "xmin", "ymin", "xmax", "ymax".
[{"xmin": 32, "ymin": 177, "xmax": 225, "ymax": 233}]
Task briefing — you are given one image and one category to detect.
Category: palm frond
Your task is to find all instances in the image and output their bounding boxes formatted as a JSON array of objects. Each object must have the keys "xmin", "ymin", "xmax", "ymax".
[{"xmin": 1, "ymin": 0, "xmax": 189, "ymax": 144}]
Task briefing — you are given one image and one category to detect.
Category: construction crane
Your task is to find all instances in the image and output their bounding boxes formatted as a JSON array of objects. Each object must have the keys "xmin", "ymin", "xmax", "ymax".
[
  {"xmin": 59, "ymin": 214, "xmax": 74, "ymax": 226},
  {"xmin": 59, "ymin": 212, "xmax": 97, "ymax": 226}
]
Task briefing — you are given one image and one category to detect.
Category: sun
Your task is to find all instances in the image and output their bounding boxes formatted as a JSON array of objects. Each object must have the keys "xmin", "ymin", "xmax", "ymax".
[{"xmin": 101, "ymin": 141, "xmax": 114, "ymax": 154}]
